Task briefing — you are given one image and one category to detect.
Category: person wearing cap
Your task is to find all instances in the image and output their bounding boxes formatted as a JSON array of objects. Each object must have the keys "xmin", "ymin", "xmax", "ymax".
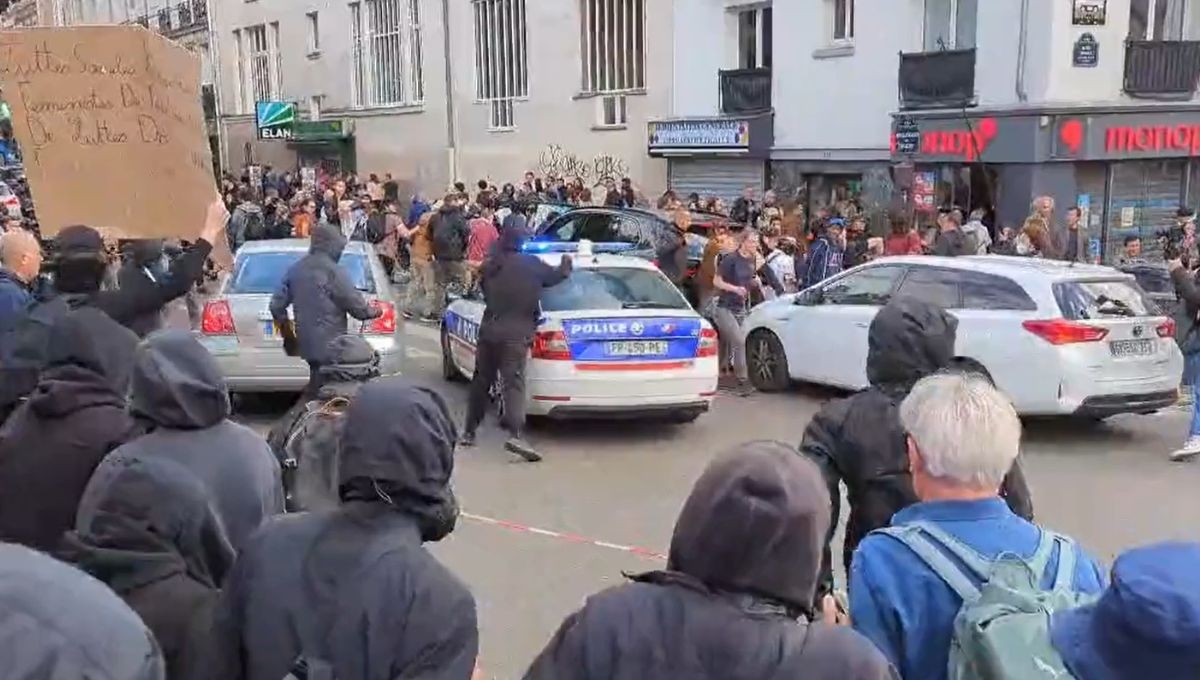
[
  {"xmin": 1050, "ymin": 541, "xmax": 1200, "ymax": 680},
  {"xmin": 799, "ymin": 218, "xmax": 846, "ymax": 289},
  {"xmin": 524, "ymin": 441, "xmax": 898, "ymax": 680}
]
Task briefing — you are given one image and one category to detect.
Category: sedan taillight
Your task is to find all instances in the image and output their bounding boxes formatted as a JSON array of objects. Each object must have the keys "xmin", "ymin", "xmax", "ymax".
[
  {"xmin": 531, "ymin": 330, "xmax": 571, "ymax": 360},
  {"xmin": 201, "ymin": 299, "xmax": 236, "ymax": 335},
  {"xmin": 364, "ymin": 300, "xmax": 397, "ymax": 334},
  {"xmin": 1157, "ymin": 318, "xmax": 1176, "ymax": 338},
  {"xmin": 696, "ymin": 327, "xmax": 718, "ymax": 358},
  {"xmin": 1022, "ymin": 319, "xmax": 1108, "ymax": 345}
]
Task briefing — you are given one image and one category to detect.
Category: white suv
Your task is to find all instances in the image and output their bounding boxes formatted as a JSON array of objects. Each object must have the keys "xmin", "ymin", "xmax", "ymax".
[{"xmin": 743, "ymin": 255, "xmax": 1182, "ymax": 417}]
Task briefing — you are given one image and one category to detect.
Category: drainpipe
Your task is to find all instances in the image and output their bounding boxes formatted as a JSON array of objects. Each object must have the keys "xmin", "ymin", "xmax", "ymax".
[
  {"xmin": 1015, "ymin": 0, "xmax": 1030, "ymax": 102},
  {"xmin": 441, "ymin": 0, "xmax": 459, "ymax": 184}
]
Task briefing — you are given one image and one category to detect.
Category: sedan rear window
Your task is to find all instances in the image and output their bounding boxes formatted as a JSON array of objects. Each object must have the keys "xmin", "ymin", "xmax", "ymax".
[
  {"xmin": 1054, "ymin": 279, "xmax": 1160, "ymax": 320},
  {"xmin": 227, "ymin": 251, "xmax": 375, "ymax": 295},
  {"xmin": 541, "ymin": 267, "xmax": 690, "ymax": 312}
]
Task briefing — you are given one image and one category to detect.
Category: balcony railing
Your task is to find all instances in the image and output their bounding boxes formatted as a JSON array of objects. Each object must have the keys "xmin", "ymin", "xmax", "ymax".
[
  {"xmin": 1124, "ymin": 40, "xmax": 1200, "ymax": 98},
  {"xmin": 719, "ymin": 68, "xmax": 771, "ymax": 115},
  {"xmin": 898, "ymin": 48, "xmax": 977, "ymax": 110},
  {"xmin": 192, "ymin": 0, "xmax": 206, "ymax": 24},
  {"xmin": 156, "ymin": 8, "xmax": 170, "ymax": 31},
  {"xmin": 177, "ymin": 1, "xmax": 192, "ymax": 26}
]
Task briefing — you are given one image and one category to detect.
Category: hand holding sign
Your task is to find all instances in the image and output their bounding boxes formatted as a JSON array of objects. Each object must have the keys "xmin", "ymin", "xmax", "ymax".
[{"xmin": 0, "ymin": 25, "xmax": 216, "ymax": 239}]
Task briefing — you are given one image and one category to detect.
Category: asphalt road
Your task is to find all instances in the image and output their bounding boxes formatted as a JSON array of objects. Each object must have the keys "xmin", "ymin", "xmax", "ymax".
[{"xmin": 236, "ymin": 320, "xmax": 1200, "ymax": 679}]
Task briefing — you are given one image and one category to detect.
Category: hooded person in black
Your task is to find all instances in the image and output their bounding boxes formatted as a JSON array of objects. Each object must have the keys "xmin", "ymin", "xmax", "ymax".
[
  {"xmin": 459, "ymin": 227, "xmax": 571, "ymax": 462},
  {"xmin": 60, "ymin": 454, "xmax": 236, "ymax": 680},
  {"xmin": 206, "ymin": 377, "xmax": 478, "ymax": 680},
  {"xmin": 0, "ymin": 541, "xmax": 166, "ymax": 680},
  {"xmin": 0, "ymin": 307, "xmax": 140, "ymax": 552},
  {"xmin": 524, "ymin": 441, "xmax": 898, "ymax": 680},
  {"xmin": 88, "ymin": 330, "xmax": 284, "ymax": 553},
  {"xmin": 800, "ymin": 297, "xmax": 1033, "ymax": 602},
  {"xmin": 270, "ymin": 222, "xmax": 380, "ymax": 398},
  {"xmin": 118, "ymin": 238, "xmax": 171, "ymax": 338}
]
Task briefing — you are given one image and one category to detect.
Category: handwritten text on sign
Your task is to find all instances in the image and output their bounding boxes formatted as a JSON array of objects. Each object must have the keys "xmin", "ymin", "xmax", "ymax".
[{"xmin": 0, "ymin": 26, "xmax": 214, "ymax": 237}]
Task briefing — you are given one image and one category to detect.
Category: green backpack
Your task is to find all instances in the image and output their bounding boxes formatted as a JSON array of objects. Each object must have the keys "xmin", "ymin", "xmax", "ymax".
[{"xmin": 878, "ymin": 521, "xmax": 1097, "ymax": 680}]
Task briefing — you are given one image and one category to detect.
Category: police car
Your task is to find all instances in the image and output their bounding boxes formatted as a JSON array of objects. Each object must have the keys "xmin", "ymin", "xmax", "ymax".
[{"xmin": 441, "ymin": 240, "xmax": 719, "ymax": 422}]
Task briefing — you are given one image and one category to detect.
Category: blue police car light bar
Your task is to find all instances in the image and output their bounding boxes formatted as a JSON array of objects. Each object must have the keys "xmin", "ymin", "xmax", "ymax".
[{"xmin": 522, "ymin": 241, "xmax": 636, "ymax": 254}]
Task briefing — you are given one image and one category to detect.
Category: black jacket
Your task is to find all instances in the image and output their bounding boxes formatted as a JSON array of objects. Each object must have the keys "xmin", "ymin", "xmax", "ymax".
[
  {"xmin": 799, "ymin": 298, "xmax": 1033, "ymax": 599},
  {"xmin": 0, "ymin": 307, "xmax": 140, "ymax": 552},
  {"xmin": 932, "ymin": 228, "xmax": 970, "ymax": 257},
  {"xmin": 478, "ymin": 229, "xmax": 571, "ymax": 343},
  {"xmin": 1172, "ymin": 266, "xmax": 1200, "ymax": 346},
  {"xmin": 208, "ymin": 378, "xmax": 478, "ymax": 680},
  {"xmin": 91, "ymin": 330, "xmax": 284, "ymax": 553},
  {"xmin": 0, "ymin": 541, "xmax": 166, "ymax": 680},
  {"xmin": 656, "ymin": 228, "xmax": 689, "ymax": 285},
  {"xmin": 117, "ymin": 239, "xmax": 169, "ymax": 338},
  {"xmin": 61, "ymin": 454, "xmax": 236, "ymax": 680},
  {"xmin": 430, "ymin": 204, "xmax": 470, "ymax": 262},
  {"xmin": 270, "ymin": 224, "xmax": 378, "ymax": 364},
  {"xmin": 525, "ymin": 442, "xmax": 897, "ymax": 680}
]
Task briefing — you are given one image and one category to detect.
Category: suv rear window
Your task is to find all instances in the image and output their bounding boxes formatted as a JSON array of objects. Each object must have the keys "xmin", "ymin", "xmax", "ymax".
[
  {"xmin": 541, "ymin": 267, "xmax": 690, "ymax": 312},
  {"xmin": 227, "ymin": 251, "xmax": 375, "ymax": 295},
  {"xmin": 1053, "ymin": 279, "xmax": 1160, "ymax": 320}
]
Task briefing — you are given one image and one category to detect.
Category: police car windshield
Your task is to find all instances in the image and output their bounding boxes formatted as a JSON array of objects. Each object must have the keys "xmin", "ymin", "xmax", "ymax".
[
  {"xmin": 541, "ymin": 267, "xmax": 690, "ymax": 312},
  {"xmin": 227, "ymin": 251, "xmax": 375, "ymax": 295}
]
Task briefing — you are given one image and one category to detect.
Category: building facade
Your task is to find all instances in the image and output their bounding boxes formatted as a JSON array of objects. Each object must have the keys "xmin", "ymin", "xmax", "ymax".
[
  {"xmin": 213, "ymin": 0, "xmax": 671, "ymax": 198},
  {"xmin": 666, "ymin": 0, "xmax": 1200, "ymax": 263}
]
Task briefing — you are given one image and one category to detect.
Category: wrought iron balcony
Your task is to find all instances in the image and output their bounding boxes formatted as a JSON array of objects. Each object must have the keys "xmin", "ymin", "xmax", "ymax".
[
  {"xmin": 898, "ymin": 48, "xmax": 977, "ymax": 110},
  {"xmin": 177, "ymin": 1, "xmax": 192, "ymax": 27},
  {"xmin": 1124, "ymin": 40, "xmax": 1200, "ymax": 98},
  {"xmin": 156, "ymin": 8, "xmax": 170, "ymax": 32},
  {"xmin": 192, "ymin": 0, "xmax": 206, "ymax": 24},
  {"xmin": 719, "ymin": 68, "xmax": 771, "ymax": 115}
]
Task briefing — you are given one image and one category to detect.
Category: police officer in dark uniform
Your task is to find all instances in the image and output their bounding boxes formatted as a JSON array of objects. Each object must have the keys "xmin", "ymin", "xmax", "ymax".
[{"xmin": 458, "ymin": 228, "xmax": 571, "ymax": 462}]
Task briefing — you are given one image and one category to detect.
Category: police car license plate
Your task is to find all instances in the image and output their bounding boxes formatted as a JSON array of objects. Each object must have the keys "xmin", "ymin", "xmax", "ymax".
[
  {"xmin": 606, "ymin": 340, "xmax": 668, "ymax": 356},
  {"xmin": 1109, "ymin": 339, "xmax": 1154, "ymax": 357}
]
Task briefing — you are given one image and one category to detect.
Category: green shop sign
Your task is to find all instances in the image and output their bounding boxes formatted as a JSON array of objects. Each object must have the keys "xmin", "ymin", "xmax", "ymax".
[
  {"xmin": 256, "ymin": 101, "xmax": 296, "ymax": 140},
  {"xmin": 293, "ymin": 120, "xmax": 349, "ymax": 141}
]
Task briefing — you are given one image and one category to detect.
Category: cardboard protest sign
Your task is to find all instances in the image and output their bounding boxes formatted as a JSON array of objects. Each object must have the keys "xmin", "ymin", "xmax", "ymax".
[{"xmin": 0, "ymin": 25, "xmax": 215, "ymax": 238}]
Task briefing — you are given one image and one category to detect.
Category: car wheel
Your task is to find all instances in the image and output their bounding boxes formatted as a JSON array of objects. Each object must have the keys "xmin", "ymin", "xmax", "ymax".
[
  {"xmin": 747, "ymin": 330, "xmax": 791, "ymax": 392},
  {"xmin": 441, "ymin": 329, "xmax": 466, "ymax": 382}
]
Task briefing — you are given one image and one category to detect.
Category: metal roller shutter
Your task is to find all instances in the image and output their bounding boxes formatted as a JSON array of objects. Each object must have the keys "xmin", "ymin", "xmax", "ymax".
[
  {"xmin": 668, "ymin": 158, "xmax": 765, "ymax": 205},
  {"xmin": 1106, "ymin": 160, "xmax": 1185, "ymax": 262}
]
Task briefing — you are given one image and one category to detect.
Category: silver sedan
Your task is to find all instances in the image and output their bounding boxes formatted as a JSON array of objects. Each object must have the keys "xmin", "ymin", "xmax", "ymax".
[{"xmin": 195, "ymin": 239, "xmax": 405, "ymax": 392}]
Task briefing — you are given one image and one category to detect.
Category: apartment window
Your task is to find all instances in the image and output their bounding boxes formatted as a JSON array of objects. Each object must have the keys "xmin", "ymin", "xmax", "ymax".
[
  {"xmin": 596, "ymin": 94, "xmax": 627, "ymax": 127},
  {"xmin": 832, "ymin": 0, "xmax": 854, "ymax": 41},
  {"xmin": 924, "ymin": 0, "xmax": 977, "ymax": 50},
  {"xmin": 350, "ymin": 0, "xmax": 424, "ymax": 107},
  {"xmin": 1129, "ymin": 0, "xmax": 1188, "ymax": 40},
  {"xmin": 580, "ymin": 0, "xmax": 645, "ymax": 94},
  {"xmin": 737, "ymin": 6, "xmax": 772, "ymax": 69},
  {"xmin": 489, "ymin": 100, "xmax": 515, "ymax": 129},
  {"xmin": 239, "ymin": 24, "xmax": 280, "ymax": 107},
  {"xmin": 306, "ymin": 11, "xmax": 320, "ymax": 54},
  {"xmin": 232, "ymin": 29, "xmax": 245, "ymax": 112}
]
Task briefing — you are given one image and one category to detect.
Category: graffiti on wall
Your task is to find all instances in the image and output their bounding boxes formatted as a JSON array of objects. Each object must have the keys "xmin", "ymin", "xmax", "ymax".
[{"xmin": 537, "ymin": 144, "xmax": 630, "ymax": 184}]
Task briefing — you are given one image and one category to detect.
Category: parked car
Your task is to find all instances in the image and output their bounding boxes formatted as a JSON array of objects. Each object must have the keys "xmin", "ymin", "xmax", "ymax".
[
  {"xmin": 195, "ymin": 239, "xmax": 404, "ymax": 393},
  {"xmin": 1119, "ymin": 262, "xmax": 1180, "ymax": 321},
  {"xmin": 743, "ymin": 255, "xmax": 1182, "ymax": 418}
]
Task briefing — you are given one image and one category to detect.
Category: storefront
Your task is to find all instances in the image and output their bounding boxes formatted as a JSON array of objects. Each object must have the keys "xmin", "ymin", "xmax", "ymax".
[
  {"xmin": 648, "ymin": 114, "xmax": 772, "ymax": 204},
  {"xmin": 289, "ymin": 120, "xmax": 356, "ymax": 175},
  {"xmin": 890, "ymin": 105, "xmax": 1200, "ymax": 263}
]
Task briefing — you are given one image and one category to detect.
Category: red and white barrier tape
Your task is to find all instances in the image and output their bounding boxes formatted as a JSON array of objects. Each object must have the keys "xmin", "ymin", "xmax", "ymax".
[{"xmin": 461, "ymin": 511, "xmax": 667, "ymax": 561}]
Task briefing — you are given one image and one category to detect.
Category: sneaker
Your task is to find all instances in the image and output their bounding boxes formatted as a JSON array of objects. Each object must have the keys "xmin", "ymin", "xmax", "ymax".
[
  {"xmin": 402, "ymin": 310, "xmax": 414, "ymax": 320},
  {"xmin": 458, "ymin": 431, "xmax": 476, "ymax": 448},
  {"xmin": 504, "ymin": 437, "xmax": 543, "ymax": 462},
  {"xmin": 1178, "ymin": 387, "xmax": 1194, "ymax": 408},
  {"xmin": 1169, "ymin": 436, "xmax": 1200, "ymax": 462}
]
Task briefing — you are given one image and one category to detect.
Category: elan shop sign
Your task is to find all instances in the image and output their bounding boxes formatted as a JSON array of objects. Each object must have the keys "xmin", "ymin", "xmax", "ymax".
[{"xmin": 1054, "ymin": 112, "xmax": 1200, "ymax": 160}]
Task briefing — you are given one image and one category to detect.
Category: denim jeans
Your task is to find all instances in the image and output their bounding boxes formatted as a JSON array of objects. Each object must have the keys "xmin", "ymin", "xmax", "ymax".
[{"xmin": 1187, "ymin": 352, "xmax": 1200, "ymax": 437}]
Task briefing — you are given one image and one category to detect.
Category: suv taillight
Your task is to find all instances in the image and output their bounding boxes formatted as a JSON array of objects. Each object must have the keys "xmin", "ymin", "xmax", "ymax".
[
  {"xmin": 531, "ymin": 330, "xmax": 571, "ymax": 360},
  {"xmin": 1157, "ymin": 318, "xmax": 1176, "ymax": 338},
  {"xmin": 201, "ymin": 299, "xmax": 235, "ymax": 335},
  {"xmin": 364, "ymin": 300, "xmax": 397, "ymax": 334},
  {"xmin": 1022, "ymin": 319, "xmax": 1108, "ymax": 345},
  {"xmin": 697, "ymin": 327, "xmax": 718, "ymax": 358}
]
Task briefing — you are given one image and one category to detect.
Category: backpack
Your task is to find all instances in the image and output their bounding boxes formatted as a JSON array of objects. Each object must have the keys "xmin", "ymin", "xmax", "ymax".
[
  {"xmin": 877, "ymin": 521, "xmax": 1094, "ymax": 680},
  {"xmin": 281, "ymin": 395, "xmax": 352, "ymax": 513},
  {"xmin": 432, "ymin": 213, "xmax": 467, "ymax": 257},
  {"xmin": 242, "ymin": 208, "xmax": 267, "ymax": 241},
  {"xmin": 365, "ymin": 211, "xmax": 387, "ymax": 244},
  {"xmin": 0, "ymin": 294, "xmax": 74, "ymax": 419}
]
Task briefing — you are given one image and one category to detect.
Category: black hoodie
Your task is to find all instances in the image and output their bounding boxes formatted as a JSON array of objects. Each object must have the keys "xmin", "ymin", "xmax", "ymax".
[
  {"xmin": 61, "ymin": 454, "xmax": 235, "ymax": 680},
  {"xmin": 270, "ymin": 223, "xmax": 378, "ymax": 364},
  {"xmin": 799, "ymin": 298, "xmax": 1033, "ymax": 600},
  {"xmin": 525, "ymin": 442, "xmax": 897, "ymax": 680},
  {"xmin": 430, "ymin": 202, "xmax": 470, "ymax": 261},
  {"xmin": 478, "ymin": 228, "xmax": 571, "ymax": 343},
  {"xmin": 0, "ymin": 307, "xmax": 140, "ymax": 552},
  {"xmin": 89, "ymin": 330, "xmax": 284, "ymax": 553},
  {"xmin": 207, "ymin": 377, "xmax": 478, "ymax": 680},
  {"xmin": 117, "ymin": 239, "xmax": 170, "ymax": 338}
]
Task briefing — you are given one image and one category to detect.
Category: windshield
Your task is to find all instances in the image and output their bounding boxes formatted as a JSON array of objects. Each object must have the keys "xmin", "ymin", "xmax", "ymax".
[
  {"xmin": 541, "ymin": 266, "xmax": 691, "ymax": 312},
  {"xmin": 1054, "ymin": 279, "xmax": 1160, "ymax": 320},
  {"xmin": 227, "ymin": 251, "xmax": 375, "ymax": 295}
]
